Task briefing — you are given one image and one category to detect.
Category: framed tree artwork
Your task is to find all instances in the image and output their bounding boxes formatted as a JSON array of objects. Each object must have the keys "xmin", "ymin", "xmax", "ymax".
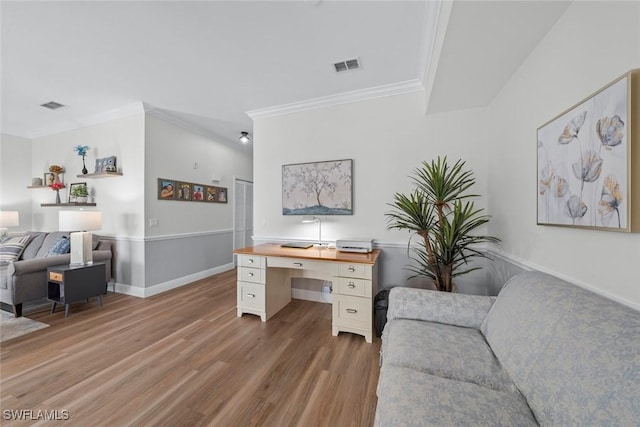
[{"xmin": 282, "ymin": 159, "xmax": 352, "ymax": 215}]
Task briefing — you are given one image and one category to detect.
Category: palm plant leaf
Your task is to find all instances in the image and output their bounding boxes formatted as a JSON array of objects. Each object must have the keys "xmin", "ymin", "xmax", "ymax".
[{"xmin": 385, "ymin": 156, "xmax": 500, "ymax": 292}]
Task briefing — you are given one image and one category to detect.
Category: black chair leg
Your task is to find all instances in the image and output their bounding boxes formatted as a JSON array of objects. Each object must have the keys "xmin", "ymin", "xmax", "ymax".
[{"xmin": 13, "ymin": 303, "xmax": 22, "ymax": 317}]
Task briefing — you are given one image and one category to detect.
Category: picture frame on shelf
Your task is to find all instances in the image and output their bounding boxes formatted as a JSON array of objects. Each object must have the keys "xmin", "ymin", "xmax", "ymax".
[
  {"xmin": 44, "ymin": 173, "xmax": 54, "ymax": 186},
  {"xmin": 95, "ymin": 156, "xmax": 117, "ymax": 173},
  {"xmin": 157, "ymin": 178, "xmax": 176, "ymax": 200},
  {"xmin": 68, "ymin": 182, "xmax": 87, "ymax": 203}
]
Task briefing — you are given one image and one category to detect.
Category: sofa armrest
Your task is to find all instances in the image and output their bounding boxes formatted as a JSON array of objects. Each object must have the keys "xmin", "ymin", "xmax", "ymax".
[
  {"xmin": 8, "ymin": 255, "xmax": 72, "ymax": 276},
  {"xmin": 387, "ymin": 287, "xmax": 496, "ymax": 329},
  {"xmin": 96, "ymin": 240, "xmax": 112, "ymax": 252}
]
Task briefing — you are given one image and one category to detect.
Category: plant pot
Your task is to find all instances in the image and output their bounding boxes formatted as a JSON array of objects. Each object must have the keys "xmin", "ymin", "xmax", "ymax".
[{"xmin": 76, "ymin": 196, "xmax": 88, "ymax": 203}]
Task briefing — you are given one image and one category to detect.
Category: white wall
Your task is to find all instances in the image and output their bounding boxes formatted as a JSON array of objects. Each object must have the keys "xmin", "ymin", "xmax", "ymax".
[
  {"xmin": 486, "ymin": 1, "xmax": 640, "ymax": 308},
  {"xmin": 30, "ymin": 114, "xmax": 146, "ymax": 288},
  {"xmin": 142, "ymin": 115, "xmax": 253, "ymax": 289},
  {"xmin": 253, "ymin": 91, "xmax": 493, "ymax": 291},
  {"xmin": 253, "ymin": 91, "xmax": 490, "ymax": 244},
  {"xmin": 30, "ymin": 114, "xmax": 146, "ymax": 236},
  {"xmin": 0, "ymin": 134, "xmax": 33, "ymax": 232},
  {"xmin": 144, "ymin": 115, "xmax": 253, "ymax": 236}
]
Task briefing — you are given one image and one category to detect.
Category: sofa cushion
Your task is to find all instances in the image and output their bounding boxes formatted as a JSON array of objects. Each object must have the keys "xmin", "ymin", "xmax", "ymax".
[
  {"xmin": 383, "ymin": 319, "xmax": 518, "ymax": 394},
  {"xmin": 374, "ymin": 366, "xmax": 537, "ymax": 427},
  {"xmin": 45, "ymin": 236, "xmax": 70, "ymax": 256},
  {"xmin": 35, "ymin": 232, "xmax": 70, "ymax": 259},
  {"xmin": 0, "ymin": 235, "xmax": 31, "ymax": 262},
  {"xmin": 20, "ymin": 232, "xmax": 47, "ymax": 260},
  {"xmin": 482, "ymin": 271, "xmax": 640, "ymax": 425}
]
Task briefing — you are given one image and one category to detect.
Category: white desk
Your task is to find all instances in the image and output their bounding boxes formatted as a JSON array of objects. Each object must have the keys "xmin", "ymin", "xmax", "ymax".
[{"xmin": 233, "ymin": 244, "xmax": 381, "ymax": 343}]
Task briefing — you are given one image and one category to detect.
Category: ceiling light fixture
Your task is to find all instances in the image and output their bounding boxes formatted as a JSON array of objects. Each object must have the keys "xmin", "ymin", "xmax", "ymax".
[
  {"xmin": 40, "ymin": 101, "xmax": 66, "ymax": 110},
  {"xmin": 239, "ymin": 131, "xmax": 252, "ymax": 144}
]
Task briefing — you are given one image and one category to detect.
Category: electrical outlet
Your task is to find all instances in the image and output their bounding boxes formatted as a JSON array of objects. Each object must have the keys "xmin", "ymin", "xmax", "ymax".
[{"xmin": 149, "ymin": 218, "xmax": 159, "ymax": 227}]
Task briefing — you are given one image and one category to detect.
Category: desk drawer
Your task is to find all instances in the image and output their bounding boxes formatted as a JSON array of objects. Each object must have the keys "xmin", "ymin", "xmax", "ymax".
[
  {"xmin": 238, "ymin": 255, "xmax": 265, "ymax": 268},
  {"xmin": 333, "ymin": 295, "xmax": 371, "ymax": 327},
  {"xmin": 238, "ymin": 267, "xmax": 264, "ymax": 284},
  {"xmin": 338, "ymin": 263, "xmax": 369, "ymax": 279},
  {"xmin": 267, "ymin": 257, "xmax": 335, "ymax": 275},
  {"xmin": 237, "ymin": 282, "xmax": 265, "ymax": 311},
  {"xmin": 337, "ymin": 277, "xmax": 370, "ymax": 297}
]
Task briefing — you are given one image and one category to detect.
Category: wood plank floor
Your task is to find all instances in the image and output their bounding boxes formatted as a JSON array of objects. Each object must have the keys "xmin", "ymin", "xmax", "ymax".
[{"xmin": 0, "ymin": 269, "xmax": 381, "ymax": 426}]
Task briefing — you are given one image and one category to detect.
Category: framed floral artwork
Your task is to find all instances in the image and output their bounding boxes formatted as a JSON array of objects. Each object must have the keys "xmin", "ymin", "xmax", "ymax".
[
  {"xmin": 282, "ymin": 159, "xmax": 352, "ymax": 215},
  {"xmin": 537, "ymin": 69, "xmax": 639, "ymax": 232}
]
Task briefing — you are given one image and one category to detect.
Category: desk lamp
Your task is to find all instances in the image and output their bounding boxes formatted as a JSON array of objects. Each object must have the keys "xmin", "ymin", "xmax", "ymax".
[
  {"xmin": 0, "ymin": 211, "xmax": 19, "ymax": 238},
  {"xmin": 302, "ymin": 216, "xmax": 325, "ymax": 247},
  {"xmin": 59, "ymin": 210, "xmax": 102, "ymax": 265}
]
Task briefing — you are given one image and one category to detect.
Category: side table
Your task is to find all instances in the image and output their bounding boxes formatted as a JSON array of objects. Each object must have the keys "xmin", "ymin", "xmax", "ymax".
[{"xmin": 47, "ymin": 262, "xmax": 106, "ymax": 317}]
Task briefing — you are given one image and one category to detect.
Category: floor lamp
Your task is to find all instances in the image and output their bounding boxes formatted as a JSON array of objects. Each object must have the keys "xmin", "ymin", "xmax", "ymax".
[
  {"xmin": 0, "ymin": 211, "xmax": 19, "ymax": 238},
  {"xmin": 59, "ymin": 210, "xmax": 102, "ymax": 265}
]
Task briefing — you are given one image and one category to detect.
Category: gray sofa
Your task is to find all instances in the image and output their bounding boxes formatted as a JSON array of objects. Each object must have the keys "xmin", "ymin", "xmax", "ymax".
[
  {"xmin": 1, "ymin": 232, "xmax": 112, "ymax": 317},
  {"xmin": 375, "ymin": 271, "xmax": 640, "ymax": 426}
]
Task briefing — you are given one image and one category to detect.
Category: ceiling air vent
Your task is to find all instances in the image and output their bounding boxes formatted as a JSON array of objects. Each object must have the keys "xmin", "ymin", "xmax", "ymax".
[
  {"xmin": 40, "ymin": 101, "xmax": 66, "ymax": 110},
  {"xmin": 333, "ymin": 57, "xmax": 360, "ymax": 73}
]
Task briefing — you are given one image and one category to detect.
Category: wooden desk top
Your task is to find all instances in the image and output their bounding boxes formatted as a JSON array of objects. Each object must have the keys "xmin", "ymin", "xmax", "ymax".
[{"xmin": 233, "ymin": 243, "xmax": 380, "ymax": 265}]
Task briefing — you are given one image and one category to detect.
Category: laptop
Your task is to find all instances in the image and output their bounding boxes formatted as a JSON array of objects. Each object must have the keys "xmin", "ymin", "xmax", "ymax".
[{"xmin": 280, "ymin": 242, "xmax": 314, "ymax": 249}]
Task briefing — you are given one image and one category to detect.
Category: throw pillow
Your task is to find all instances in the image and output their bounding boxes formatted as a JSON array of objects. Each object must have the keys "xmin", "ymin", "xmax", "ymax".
[
  {"xmin": 45, "ymin": 236, "xmax": 71, "ymax": 257},
  {"xmin": 0, "ymin": 235, "xmax": 31, "ymax": 262}
]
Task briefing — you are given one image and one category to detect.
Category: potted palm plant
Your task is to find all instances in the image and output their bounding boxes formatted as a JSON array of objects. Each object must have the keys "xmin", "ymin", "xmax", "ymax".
[{"xmin": 385, "ymin": 156, "xmax": 500, "ymax": 292}]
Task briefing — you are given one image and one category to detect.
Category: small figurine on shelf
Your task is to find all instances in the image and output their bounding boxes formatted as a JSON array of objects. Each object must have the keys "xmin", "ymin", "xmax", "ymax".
[
  {"xmin": 49, "ymin": 164, "xmax": 64, "ymax": 184},
  {"xmin": 74, "ymin": 145, "xmax": 89, "ymax": 175},
  {"xmin": 51, "ymin": 182, "xmax": 64, "ymax": 204}
]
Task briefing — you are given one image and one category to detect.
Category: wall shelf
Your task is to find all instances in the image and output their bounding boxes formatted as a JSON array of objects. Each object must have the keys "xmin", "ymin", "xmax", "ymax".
[
  {"xmin": 40, "ymin": 203, "xmax": 97, "ymax": 207},
  {"xmin": 77, "ymin": 172, "xmax": 123, "ymax": 178},
  {"xmin": 27, "ymin": 185, "xmax": 64, "ymax": 189}
]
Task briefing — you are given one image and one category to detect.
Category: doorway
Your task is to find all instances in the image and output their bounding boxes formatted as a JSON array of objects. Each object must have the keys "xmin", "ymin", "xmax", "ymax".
[{"xmin": 233, "ymin": 179, "xmax": 254, "ymax": 258}]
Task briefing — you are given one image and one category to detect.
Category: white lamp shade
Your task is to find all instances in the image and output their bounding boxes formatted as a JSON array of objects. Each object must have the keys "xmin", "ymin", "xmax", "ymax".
[
  {"xmin": 0, "ymin": 211, "xmax": 19, "ymax": 227},
  {"xmin": 59, "ymin": 211, "xmax": 102, "ymax": 232}
]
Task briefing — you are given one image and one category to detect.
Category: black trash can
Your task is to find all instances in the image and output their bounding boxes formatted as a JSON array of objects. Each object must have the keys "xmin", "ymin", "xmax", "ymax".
[{"xmin": 374, "ymin": 289, "xmax": 390, "ymax": 337}]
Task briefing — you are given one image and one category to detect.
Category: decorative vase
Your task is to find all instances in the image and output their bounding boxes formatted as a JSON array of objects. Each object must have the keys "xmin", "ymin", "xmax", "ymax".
[
  {"xmin": 53, "ymin": 172, "xmax": 60, "ymax": 184},
  {"xmin": 55, "ymin": 190, "xmax": 61, "ymax": 204},
  {"xmin": 82, "ymin": 156, "xmax": 88, "ymax": 175}
]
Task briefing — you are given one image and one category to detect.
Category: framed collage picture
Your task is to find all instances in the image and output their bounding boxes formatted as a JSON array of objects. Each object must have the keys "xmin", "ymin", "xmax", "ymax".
[{"xmin": 157, "ymin": 178, "xmax": 228, "ymax": 204}]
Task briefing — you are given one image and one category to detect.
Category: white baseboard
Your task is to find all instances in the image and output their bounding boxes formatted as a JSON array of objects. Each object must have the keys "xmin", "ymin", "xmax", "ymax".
[
  {"xmin": 113, "ymin": 263, "xmax": 235, "ymax": 298},
  {"xmin": 292, "ymin": 288, "xmax": 332, "ymax": 304}
]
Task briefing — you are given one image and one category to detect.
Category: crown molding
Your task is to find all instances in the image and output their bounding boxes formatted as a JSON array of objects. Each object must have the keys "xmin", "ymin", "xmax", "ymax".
[
  {"xmin": 419, "ymin": 0, "xmax": 445, "ymax": 87},
  {"xmin": 26, "ymin": 102, "xmax": 146, "ymax": 139},
  {"xmin": 246, "ymin": 79, "xmax": 424, "ymax": 120}
]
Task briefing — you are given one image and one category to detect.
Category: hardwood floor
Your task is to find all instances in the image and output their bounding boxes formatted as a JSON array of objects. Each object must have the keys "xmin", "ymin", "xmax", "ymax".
[{"xmin": 0, "ymin": 269, "xmax": 381, "ymax": 426}]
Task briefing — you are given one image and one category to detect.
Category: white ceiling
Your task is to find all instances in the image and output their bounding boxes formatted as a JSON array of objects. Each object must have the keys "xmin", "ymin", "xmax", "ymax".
[{"xmin": 1, "ymin": 1, "xmax": 571, "ymax": 146}]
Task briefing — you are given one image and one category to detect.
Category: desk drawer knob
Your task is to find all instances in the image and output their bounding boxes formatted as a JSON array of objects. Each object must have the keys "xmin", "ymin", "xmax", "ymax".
[
  {"xmin": 248, "ymin": 272, "xmax": 254, "ymax": 277},
  {"xmin": 346, "ymin": 308, "xmax": 358, "ymax": 314},
  {"xmin": 347, "ymin": 282, "xmax": 356, "ymax": 288},
  {"xmin": 293, "ymin": 262, "xmax": 303, "ymax": 267},
  {"xmin": 248, "ymin": 258, "xmax": 254, "ymax": 263},
  {"xmin": 247, "ymin": 293, "xmax": 256, "ymax": 298},
  {"xmin": 348, "ymin": 266, "xmax": 355, "ymax": 272}
]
